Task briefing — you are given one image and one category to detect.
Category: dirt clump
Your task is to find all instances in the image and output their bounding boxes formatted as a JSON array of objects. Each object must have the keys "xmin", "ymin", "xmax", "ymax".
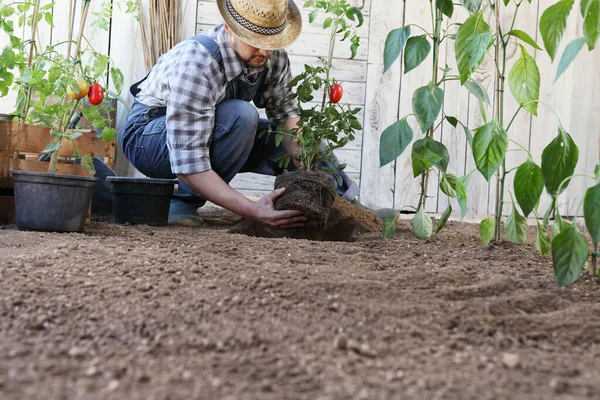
[{"xmin": 274, "ymin": 170, "xmax": 336, "ymax": 231}]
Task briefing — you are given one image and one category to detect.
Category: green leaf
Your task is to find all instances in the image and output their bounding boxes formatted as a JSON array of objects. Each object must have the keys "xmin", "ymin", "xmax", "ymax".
[
  {"xmin": 411, "ymin": 136, "xmax": 450, "ymax": 177},
  {"xmin": 383, "ymin": 26, "xmax": 411, "ymax": 73},
  {"xmin": 541, "ymin": 127, "xmax": 579, "ymax": 196},
  {"xmin": 552, "ymin": 224, "xmax": 588, "ymax": 286},
  {"xmin": 539, "ymin": 0, "xmax": 575, "ymax": 61},
  {"xmin": 507, "ymin": 29, "xmax": 543, "ymax": 50},
  {"xmin": 436, "ymin": 0, "xmax": 454, "ymax": 18},
  {"xmin": 412, "ymin": 82, "xmax": 444, "ymax": 133},
  {"xmin": 413, "ymin": 208, "xmax": 433, "ymax": 240},
  {"xmin": 404, "ymin": 35, "xmax": 431, "ymax": 74},
  {"xmin": 553, "ymin": 213, "xmax": 571, "ymax": 236},
  {"xmin": 464, "ymin": 79, "xmax": 490, "ymax": 105},
  {"xmin": 514, "ymin": 159, "xmax": 544, "ymax": 217},
  {"xmin": 505, "ymin": 204, "xmax": 528, "ymax": 244},
  {"xmin": 81, "ymin": 155, "xmax": 96, "ymax": 175},
  {"xmin": 44, "ymin": 11, "xmax": 54, "ymax": 27},
  {"xmin": 446, "ymin": 116, "xmax": 459, "ymax": 127},
  {"xmin": 436, "ymin": 204, "xmax": 453, "ymax": 234},
  {"xmin": 555, "ymin": 37, "xmax": 587, "ymax": 82},
  {"xmin": 323, "ymin": 17, "xmax": 333, "ymax": 29},
  {"xmin": 595, "ymin": 161, "xmax": 600, "ymax": 182},
  {"xmin": 275, "ymin": 133, "xmax": 284, "ymax": 147},
  {"xmin": 101, "ymin": 128, "xmax": 116, "ymax": 142},
  {"xmin": 379, "ymin": 118, "xmax": 414, "ymax": 167},
  {"xmin": 584, "ymin": 183, "xmax": 600, "ymax": 246},
  {"xmin": 308, "ymin": 9, "xmax": 318, "ymax": 23},
  {"xmin": 456, "ymin": 175, "xmax": 469, "ymax": 218},
  {"xmin": 582, "ymin": 0, "xmax": 599, "ymax": 49},
  {"xmin": 382, "ymin": 215, "xmax": 398, "ymax": 239},
  {"xmin": 463, "ymin": 125, "xmax": 474, "ymax": 148},
  {"xmin": 65, "ymin": 131, "xmax": 83, "ymax": 140},
  {"xmin": 459, "ymin": 0, "xmax": 482, "ymax": 14},
  {"xmin": 455, "ymin": 11, "xmax": 494, "ymax": 84},
  {"xmin": 472, "ymin": 120, "xmax": 508, "ymax": 181},
  {"xmin": 479, "ymin": 216, "xmax": 495, "ymax": 245},
  {"xmin": 536, "ymin": 220, "xmax": 551, "ymax": 255},
  {"xmin": 42, "ymin": 142, "xmax": 62, "ymax": 154},
  {"xmin": 440, "ymin": 173, "xmax": 458, "ymax": 198},
  {"xmin": 508, "ymin": 45, "xmax": 540, "ymax": 115},
  {"xmin": 109, "ymin": 67, "xmax": 125, "ymax": 94}
]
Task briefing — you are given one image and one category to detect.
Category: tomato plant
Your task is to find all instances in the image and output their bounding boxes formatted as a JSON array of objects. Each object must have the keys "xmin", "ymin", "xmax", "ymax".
[
  {"xmin": 329, "ymin": 83, "xmax": 343, "ymax": 103},
  {"xmin": 275, "ymin": 0, "xmax": 363, "ymax": 175},
  {"xmin": 88, "ymin": 83, "xmax": 105, "ymax": 105}
]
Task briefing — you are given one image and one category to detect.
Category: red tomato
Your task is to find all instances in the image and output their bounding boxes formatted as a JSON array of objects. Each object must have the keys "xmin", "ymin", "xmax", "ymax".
[
  {"xmin": 329, "ymin": 83, "xmax": 343, "ymax": 104},
  {"xmin": 88, "ymin": 83, "xmax": 104, "ymax": 105}
]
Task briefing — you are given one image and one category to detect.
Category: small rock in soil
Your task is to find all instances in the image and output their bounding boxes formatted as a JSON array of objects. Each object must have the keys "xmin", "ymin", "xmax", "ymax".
[
  {"xmin": 333, "ymin": 334, "xmax": 348, "ymax": 350},
  {"xmin": 106, "ymin": 380, "xmax": 120, "ymax": 392},
  {"xmin": 549, "ymin": 377, "xmax": 569, "ymax": 394},
  {"xmin": 501, "ymin": 352, "xmax": 521, "ymax": 369}
]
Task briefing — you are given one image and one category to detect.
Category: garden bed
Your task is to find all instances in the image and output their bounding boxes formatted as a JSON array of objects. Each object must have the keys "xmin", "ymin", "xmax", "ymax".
[{"xmin": 0, "ymin": 213, "xmax": 599, "ymax": 399}]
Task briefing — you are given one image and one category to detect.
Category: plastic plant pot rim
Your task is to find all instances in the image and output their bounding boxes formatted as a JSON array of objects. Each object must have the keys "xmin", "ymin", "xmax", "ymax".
[
  {"xmin": 10, "ymin": 169, "xmax": 98, "ymax": 183},
  {"xmin": 106, "ymin": 176, "xmax": 178, "ymax": 185}
]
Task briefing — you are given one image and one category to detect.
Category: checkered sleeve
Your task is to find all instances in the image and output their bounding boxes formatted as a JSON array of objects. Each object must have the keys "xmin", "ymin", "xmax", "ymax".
[
  {"xmin": 166, "ymin": 62, "xmax": 220, "ymax": 175},
  {"xmin": 254, "ymin": 49, "xmax": 300, "ymax": 127}
]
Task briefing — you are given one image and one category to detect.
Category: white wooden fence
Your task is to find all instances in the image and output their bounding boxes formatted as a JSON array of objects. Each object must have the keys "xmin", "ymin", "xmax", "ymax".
[{"xmin": 1, "ymin": 0, "xmax": 598, "ymax": 217}]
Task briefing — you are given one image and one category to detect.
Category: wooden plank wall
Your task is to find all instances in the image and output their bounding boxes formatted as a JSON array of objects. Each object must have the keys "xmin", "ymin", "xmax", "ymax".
[
  {"xmin": 362, "ymin": 0, "xmax": 600, "ymax": 217},
  {"xmin": 0, "ymin": 0, "xmax": 597, "ymax": 217}
]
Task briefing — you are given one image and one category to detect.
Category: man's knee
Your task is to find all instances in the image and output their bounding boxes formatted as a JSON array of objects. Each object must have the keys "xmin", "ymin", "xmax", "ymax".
[{"xmin": 214, "ymin": 100, "xmax": 259, "ymax": 145}]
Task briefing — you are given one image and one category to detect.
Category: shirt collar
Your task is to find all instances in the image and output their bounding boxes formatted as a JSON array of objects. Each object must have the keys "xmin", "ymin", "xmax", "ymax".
[{"xmin": 214, "ymin": 24, "xmax": 270, "ymax": 82}]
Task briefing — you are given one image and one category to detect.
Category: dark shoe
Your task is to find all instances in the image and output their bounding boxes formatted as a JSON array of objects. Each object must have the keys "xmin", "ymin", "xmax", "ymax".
[{"xmin": 168, "ymin": 198, "xmax": 204, "ymax": 227}]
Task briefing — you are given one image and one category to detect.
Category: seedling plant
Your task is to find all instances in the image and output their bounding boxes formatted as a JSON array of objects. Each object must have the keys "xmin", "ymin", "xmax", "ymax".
[{"xmin": 378, "ymin": 0, "xmax": 600, "ymax": 286}]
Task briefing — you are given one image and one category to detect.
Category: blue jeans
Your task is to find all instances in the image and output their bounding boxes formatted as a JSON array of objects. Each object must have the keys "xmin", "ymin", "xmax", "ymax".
[{"xmin": 120, "ymin": 99, "xmax": 358, "ymax": 205}]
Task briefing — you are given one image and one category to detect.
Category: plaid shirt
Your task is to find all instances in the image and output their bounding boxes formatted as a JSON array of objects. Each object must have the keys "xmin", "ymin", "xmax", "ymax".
[{"xmin": 135, "ymin": 24, "xmax": 300, "ymax": 175}]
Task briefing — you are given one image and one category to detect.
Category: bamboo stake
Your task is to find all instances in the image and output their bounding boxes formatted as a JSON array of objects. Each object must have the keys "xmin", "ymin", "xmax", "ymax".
[
  {"xmin": 65, "ymin": 0, "xmax": 75, "ymax": 59},
  {"xmin": 27, "ymin": 0, "xmax": 42, "ymax": 67}
]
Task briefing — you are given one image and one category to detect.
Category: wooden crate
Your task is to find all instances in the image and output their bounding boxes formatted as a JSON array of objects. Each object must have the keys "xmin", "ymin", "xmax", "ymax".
[{"xmin": 0, "ymin": 121, "xmax": 116, "ymax": 225}]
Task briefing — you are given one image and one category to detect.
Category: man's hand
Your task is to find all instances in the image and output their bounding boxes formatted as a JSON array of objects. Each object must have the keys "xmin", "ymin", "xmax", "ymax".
[
  {"xmin": 177, "ymin": 171, "xmax": 305, "ymax": 229},
  {"xmin": 251, "ymin": 187, "xmax": 306, "ymax": 229}
]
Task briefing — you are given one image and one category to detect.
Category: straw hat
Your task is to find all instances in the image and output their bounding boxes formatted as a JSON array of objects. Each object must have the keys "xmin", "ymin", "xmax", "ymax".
[{"xmin": 217, "ymin": 0, "xmax": 302, "ymax": 50}]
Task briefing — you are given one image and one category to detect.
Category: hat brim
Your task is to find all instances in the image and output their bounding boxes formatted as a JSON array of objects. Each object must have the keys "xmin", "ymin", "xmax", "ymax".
[{"xmin": 217, "ymin": 0, "xmax": 302, "ymax": 50}]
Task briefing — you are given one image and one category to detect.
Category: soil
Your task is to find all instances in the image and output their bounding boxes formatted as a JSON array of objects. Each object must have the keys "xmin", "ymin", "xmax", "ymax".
[
  {"xmin": 274, "ymin": 170, "xmax": 336, "ymax": 231},
  {"xmin": 1, "ymin": 211, "xmax": 599, "ymax": 400}
]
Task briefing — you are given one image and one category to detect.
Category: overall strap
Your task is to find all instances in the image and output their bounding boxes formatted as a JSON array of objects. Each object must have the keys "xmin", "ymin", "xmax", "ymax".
[{"xmin": 129, "ymin": 34, "xmax": 225, "ymax": 97}]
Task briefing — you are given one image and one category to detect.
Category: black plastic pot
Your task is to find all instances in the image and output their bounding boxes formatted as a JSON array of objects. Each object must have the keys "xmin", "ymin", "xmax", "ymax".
[
  {"xmin": 10, "ymin": 170, "xmax": 97, "ymax": 232},
  {"xmin": 106, "ymin": 176, "xmax": 176, "ymax": 226}
]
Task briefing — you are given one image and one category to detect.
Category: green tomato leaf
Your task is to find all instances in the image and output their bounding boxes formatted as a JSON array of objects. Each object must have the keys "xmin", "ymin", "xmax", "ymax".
[
  {"xmin": 446, "ymin": 116, "xmax": 459, "ymax": 127},
  {"xmin": 412, "ymin": 82, "xmax": 444, "ymax": 133},
  {"xmin": 109, "ymin": 67, "xmax": 125, "ymax": 94},
  {"xmin": 459, "ymin": 0, "xmax": 482, "ymax": 14},
  {"xmin": 536, "ymin": 220, "xmax": 551, "ymax": 255},
  {"xmin": 42, "ymin": 142, "xmax": 62, "ymax": 154},
  {"xmin": 455, "ymin": 11, "xmax": 494, "ymax": 84},
  {"xmin": 541, "ymin": 127, "xmax": 579, "ymax": 196},
  {"xmin": 555, "ymin": 37, "xmax": 587, "ymax": 82},
  {"xmin": 65, "ymin": 131, "xmax": 83, "ymax": 140},
  {"xmin": 595, "ymin": 161, "xmax": 600, "ymax": 182},
  {"xmin": 472, "ymin": 120, "xmax": 508, "ymax": 181},
  {"xmin": 404, "ymin": 35, "xmax": 431, "ymax": 74},
  {"xmin": 539, "ymin": 0, "xmax": 575, "ymax": 61},
  {"xmin": 384, "ymin": 26, "xmax": 411, "ymax": 73},
  {"xmin": 308, "ymin": 9, "xmax": 318, "ymax": 23},
  {"xmin": 456, "ymin": 175, "xmax": 469, "ymax": 219},
  {"xmin": 379, "ymin": 117, "xmax": 414, "ymax": 167},
  {"xmin": 436, "ymin": 204, "xmax": 453, "ymax": 234},
  {"xmin": 508, "ymin": 45, "xmax": 540, "ymax": 115},
  {"xmin": 436, "ymin": 0, "xmax": 454, "ymax": 18},
  {"xmin": 81, "ymin": 155, "xmax": 96, "ymax": 175},
  {"xmin": 507, "ymin": 29, "xmax": 543, "ymax": 50},
  {"xmin": 464, "ymin": 79, "xmax": 490, "ymax": 105},
  {"xmin": 584, "ymin": 183, "xmax": 600, "ymax": 246},
  {"xmin": 552, "ymin": 224, "xmax": 588, "ymax": 286},
  {"xmin": 479, "ymin": 216, "xmax": 495, "ymax": 245},
  {"xmin": 413, "ymin": 208, "xmax": 433, "ymax": 240},
  {"xmin": 514, "ymin": 159, "xmax": 544, "ymax": 217},
  {"xmin": 382, "ymin": 216, "xmax": 398, "ymax": 239},
  {"xmin": 411, "ymin": 136, "xmax": 450, "ymax": 177},
  {"xmin": 505, "ymin": 203, "xmax": 528, "ymax": 244},
  {"xmin": 101, "ymin": 127, "xmax": 116, "ymax": 142}
]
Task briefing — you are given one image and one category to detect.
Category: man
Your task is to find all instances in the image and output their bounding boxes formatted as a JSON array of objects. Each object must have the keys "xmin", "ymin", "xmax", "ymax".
[{"xmin": 119, "ymin": 0, "xmax": 358, "ymax": 228}]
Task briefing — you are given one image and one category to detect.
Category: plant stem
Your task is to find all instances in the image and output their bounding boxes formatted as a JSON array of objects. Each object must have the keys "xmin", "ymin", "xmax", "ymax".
[
  {"xmin": 493, "ymin": 0, "xmax": 509, "ymax": 241},
  {"xmin": 321, "ymin": 19, "xmax": 339, "ymax": 112},
  {"xmin": 592, "ymin": 244, "xmax": 598, "ymax": 278},
  {"xmin": 418, "ymin": 3, "xmax": 442, "ymax": 211}
]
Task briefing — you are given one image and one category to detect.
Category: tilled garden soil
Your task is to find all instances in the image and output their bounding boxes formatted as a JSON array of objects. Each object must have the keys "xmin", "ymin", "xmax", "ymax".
[{"xmin": 1, "ymin": 211, "xmax": 599, "ymax": 400}]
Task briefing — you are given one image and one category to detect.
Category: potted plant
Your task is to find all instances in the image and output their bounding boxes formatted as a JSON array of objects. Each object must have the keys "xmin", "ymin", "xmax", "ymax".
[
  {"xmin": 271, "ymin": 0, "xmax": 363, "ymax": 231},
  {"xmin": 0, "ymin": 0, "xmax": 130, "ymax": 231}
]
